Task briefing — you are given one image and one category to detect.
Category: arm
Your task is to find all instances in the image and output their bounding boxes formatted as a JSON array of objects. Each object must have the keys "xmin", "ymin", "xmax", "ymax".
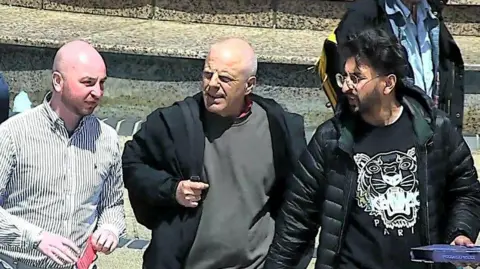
[
  {"xmin": 122, "ymin": 110, "xmax": 179, "ymax": 206},
  {"xmin": 265, "ymin": 128, "xmax": 327, "ymax": 268},
  {"xmin": 0, "ymin": 126, "xmax": 44, "ymax": 250},
  {"xmin": 443, "ymin": 116, "xmax": 480, "ymax": 242},
  {"xmin": 96, "ymin": 139, "xmax": 126, "ymax": 239}
]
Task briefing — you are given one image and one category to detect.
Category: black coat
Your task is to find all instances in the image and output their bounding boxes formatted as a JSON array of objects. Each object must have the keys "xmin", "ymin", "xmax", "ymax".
[
  {"xmin": 334, "ymin": 0, "xmax": 465, "ymax": 132},
  {"xmin": 122, "ymin": 93, "xmax": 307, "ymax": 269},
  {"xmin": 264, "ymin": 82, "xmax": 480, "ymax": 269}
]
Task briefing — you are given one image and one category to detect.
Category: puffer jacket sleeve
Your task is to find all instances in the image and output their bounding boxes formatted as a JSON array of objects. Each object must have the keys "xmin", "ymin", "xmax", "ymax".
[
  {"xmin": 264, "ymin": 125, "xmax": 329, "ymax": 268},
  {"xmin": 442, "ymin": 115, "xmax": 480, "ymax": 242}
]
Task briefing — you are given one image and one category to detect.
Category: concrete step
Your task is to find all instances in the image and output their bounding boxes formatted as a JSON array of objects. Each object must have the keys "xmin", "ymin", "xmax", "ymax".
[
  {"xmin": 1, "ymin": 5, "xmax": 480, "ymax": 135},
  {"xmin": 1, "ymin": 0, "xmax": 480, "ymax": 36},
  {"xmin": 0, "ymin": 5, "xmax": 479, "ymax": 66}
]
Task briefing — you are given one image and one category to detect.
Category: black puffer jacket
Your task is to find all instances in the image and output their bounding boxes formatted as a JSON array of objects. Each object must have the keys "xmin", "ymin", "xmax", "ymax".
[{"xmin": 264, "ymin": 82, "xmax": 480, "ymax": 269}]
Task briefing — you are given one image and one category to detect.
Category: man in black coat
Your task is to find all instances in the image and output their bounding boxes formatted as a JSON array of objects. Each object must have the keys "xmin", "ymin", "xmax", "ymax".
[
  {"xmin": 265, "ymin": 27, "xmax": 480, "ymax": 269},
  {"xmin": 122, "ymin": 38, "xmax": 311, "ymax": 269},
  {"xmin": 332, "ymin": 0, "xmax": 465, "ymax": 132}
]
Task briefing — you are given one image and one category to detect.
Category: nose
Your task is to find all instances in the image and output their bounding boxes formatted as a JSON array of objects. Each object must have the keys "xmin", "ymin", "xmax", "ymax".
[
  {"xmin": 341, "ymin": 81, "xmax": 352, "ymax": 94},
  {"xmin": 208, "ymin": 72, "xmax": 220, "ymax": 88},
  {"xmin": 90, "ymin": 84, "xmax": 103, "ymax": 99}
]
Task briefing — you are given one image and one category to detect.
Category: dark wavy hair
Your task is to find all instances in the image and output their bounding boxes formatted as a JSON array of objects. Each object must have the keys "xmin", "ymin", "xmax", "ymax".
[{"xmin": 338, "ymin": 27, "xmax": 407, "ymax": 80}]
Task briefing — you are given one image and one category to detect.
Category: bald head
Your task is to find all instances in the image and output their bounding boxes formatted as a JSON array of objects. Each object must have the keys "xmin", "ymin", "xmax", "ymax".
[
  {"xmin": 53, "ymin": 40, "xmax": 105, "ymax": 75},
  {"xmin": 208, "ymin": 38, "xmax": 257, "ymax": 77},
  {"xmin": 202, "ymin": 38, "xmax": 258, "ymax": 117},
  {"xmin": 50, "ymin": 40, "xmax": 107, "ymax": 118}
]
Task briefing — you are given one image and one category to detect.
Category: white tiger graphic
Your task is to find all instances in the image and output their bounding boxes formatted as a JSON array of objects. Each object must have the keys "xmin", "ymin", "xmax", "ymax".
[{"xmin": 353, "ymin": 147, "xmax": 420, "ymax": 230}]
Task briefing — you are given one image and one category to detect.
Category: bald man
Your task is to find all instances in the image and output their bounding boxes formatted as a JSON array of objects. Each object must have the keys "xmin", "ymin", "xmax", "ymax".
[
  {"xmin": 0, "ymin": 40, "xmax": 126, "ymax": 269},
  {"xmin": 122, "ymin": 38, "xmax": 311, "ymax": 269}
]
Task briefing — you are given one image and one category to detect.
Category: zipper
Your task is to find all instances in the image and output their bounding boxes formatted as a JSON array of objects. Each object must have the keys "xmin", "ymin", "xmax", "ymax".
[
  {"xmin": 434, "ymin": 71, "xmax": 440, "ymax": 107},
  {"xmin": 422, "ymin": 138, "xmax": 434, "ymax": 269},
  {"xmin": 336, "ymin": 162, "xmax": 357, "ymax": 254},
  {"xmin": 424, "ymin": 140, "xmax": 432, "ymax": 245}
]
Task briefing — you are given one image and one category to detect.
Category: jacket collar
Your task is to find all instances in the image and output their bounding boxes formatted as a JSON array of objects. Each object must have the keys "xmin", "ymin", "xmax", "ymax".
[{"xmin": 335, "ymin": 79, "xmax": 435, "ymax": 155}]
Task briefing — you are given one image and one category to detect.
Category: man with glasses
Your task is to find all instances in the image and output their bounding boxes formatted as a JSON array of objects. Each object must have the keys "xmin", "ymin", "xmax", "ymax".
[
  {"xmin": 122, "ymin": 37, "xmax": 312, "ymax": 269},
  {"xmin": 331, "ymin": 0, "xmax": 465, "ymax": 133},
  {"xmin": 264, "ymin": 27, "xmax": 480, "ymax": 269}
]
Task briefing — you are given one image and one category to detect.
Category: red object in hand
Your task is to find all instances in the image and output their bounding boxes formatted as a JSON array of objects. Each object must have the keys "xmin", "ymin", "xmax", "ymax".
[{"xmin": 76, "ymin": 236, "xmax": 97, "ymax": 269}]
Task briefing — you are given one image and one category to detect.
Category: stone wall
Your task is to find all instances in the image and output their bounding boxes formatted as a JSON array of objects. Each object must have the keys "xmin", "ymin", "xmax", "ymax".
[
  {"xmin": 2, "ymin": 43, "xmax": 480, "ymax": 134},
  {"xmin": 1, "ymin": 0, "xmax": 479, "ymax": 35}
]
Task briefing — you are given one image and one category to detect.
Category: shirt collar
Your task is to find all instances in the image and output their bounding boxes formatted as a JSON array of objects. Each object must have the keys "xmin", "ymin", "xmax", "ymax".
[
  {"xmin": 42, "ymin": 92, "xmax": 62, "ymax": 126},
  {"xmin": 238, "ymin": 96, "xmax": 253, "ymax": 119}
]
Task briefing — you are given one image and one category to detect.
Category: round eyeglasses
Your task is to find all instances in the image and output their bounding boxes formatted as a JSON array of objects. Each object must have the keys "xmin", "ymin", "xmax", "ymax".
[{"xmin": 335, "ymin": 73, "xmax": 380, "ymax": 89}]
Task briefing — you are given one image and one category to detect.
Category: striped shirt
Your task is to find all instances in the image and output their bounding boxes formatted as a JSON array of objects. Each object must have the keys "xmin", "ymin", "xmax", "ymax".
[{"xmin": 0, "ymin": 93, "xmax": 126, "ymax": 268}]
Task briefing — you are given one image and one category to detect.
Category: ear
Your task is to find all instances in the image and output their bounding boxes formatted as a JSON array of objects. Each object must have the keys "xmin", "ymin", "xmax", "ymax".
[
  {"xmin": 383, "ymin": 74, "xmax": 397, "ymax": 95},
  {"xmin": 244, "ymin": 76, "xmax": 256, "ymax": 96},
  {"xmin": 52, "ymin": 71, "xmax": 64, "ymax": 93}
]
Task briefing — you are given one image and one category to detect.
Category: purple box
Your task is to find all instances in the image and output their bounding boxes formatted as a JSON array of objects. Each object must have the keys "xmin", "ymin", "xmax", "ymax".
[{"xmin": 410, "ymin": 244, "xmax": 480, "ymax": 263}]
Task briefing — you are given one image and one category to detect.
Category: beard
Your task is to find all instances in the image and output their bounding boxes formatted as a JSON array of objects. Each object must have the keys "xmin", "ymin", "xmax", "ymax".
[{"xmin": 349, "ymin": 88, "xmax": 382, "ymax": 114}]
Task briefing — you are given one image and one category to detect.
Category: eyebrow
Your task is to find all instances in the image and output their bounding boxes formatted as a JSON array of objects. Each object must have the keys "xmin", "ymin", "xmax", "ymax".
[
  {"xmin": 353, "ymin": 66, "xmax": 363, "ymax": 74},
  {"xmin": 80, "ymin": 76, "xmax": 107, "ymax": 81},
  {"xmin": 203, "ymin": 69, "xmax": 234, "ymax": 77}
]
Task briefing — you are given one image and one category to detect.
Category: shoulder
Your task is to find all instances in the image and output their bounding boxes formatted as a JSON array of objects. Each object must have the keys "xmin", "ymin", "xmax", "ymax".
[
  {"xmin": 95, "ymin": 118, "xmax": 119, "ymax": 141},
  {"xmin": 80, "ymin": 117, "xmax": 120, "ymax": 157},
  {"xmin": 145, "ymin": 95, "xmax": 200, "ymax": 124},
  {"xmin": 311, "ymin": 118, "xmax": 339, "ymax": 147},
  {"xmin": 251, "ymin": 95, "xmax": 305, "ymax": 131},
  {"xmin": 432, "ymin": 108, "xmax": 455, "ymax": 132},
  {"xmin": 0, "ymin": 105, "xmax": 45, "ymax": 136}
]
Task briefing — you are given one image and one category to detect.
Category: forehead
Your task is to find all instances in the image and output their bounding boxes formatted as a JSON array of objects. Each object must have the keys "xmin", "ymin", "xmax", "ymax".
[
  {"xmin": 69, "ymin": 59, "xmax": 106, "ymax": 79},
  {"xmin": 344, "ymin": 57, "xmax": 372, "ymax": 75},
  {"xmin": 204, "ymin": 49, "xmax": 243, "ymax": 73}
]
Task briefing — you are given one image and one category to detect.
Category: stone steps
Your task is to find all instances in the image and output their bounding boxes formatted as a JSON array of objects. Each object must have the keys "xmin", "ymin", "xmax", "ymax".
[
  {"xmin": 1, "ymin": 5, "xmax": 479, "ymax": 66},
  {"xmin": 1, "ymin": 0, "xmax": 480, "ymax": 35}
]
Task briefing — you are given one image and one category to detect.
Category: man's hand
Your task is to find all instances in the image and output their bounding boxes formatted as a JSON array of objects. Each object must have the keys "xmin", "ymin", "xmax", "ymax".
[
  {"xmin": 175, "ymin": 180, "xmax": 209, "ymax": 208},
  {"xmin": 37, "ymin": 232, "xmax": 80, "ymax": 265},
  {"xmin": 91, "ymin": 228, "xmax": 118, "ymax": 255},
  {"xmin": 451, "ymin": 235, "xmax": 477, "ymax": 268},
  {"xmin": 452, "ymin": 235, "xmax": 475, "ymax": 247}
]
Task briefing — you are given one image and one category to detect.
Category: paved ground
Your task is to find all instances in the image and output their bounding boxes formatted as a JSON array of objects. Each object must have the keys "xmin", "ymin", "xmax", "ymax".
[{"xmin": 93, "ymin": 136, "xmax": 480, "ymax": 269}]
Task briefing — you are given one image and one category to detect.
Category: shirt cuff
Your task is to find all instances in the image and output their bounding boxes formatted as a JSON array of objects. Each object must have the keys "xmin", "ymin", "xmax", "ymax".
[{"xmin": 23, "ymin": 225, "xmax": 44, "ymax": 250}]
